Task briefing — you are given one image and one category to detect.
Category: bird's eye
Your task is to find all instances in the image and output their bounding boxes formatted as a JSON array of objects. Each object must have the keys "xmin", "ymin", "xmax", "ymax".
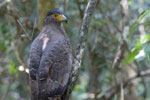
[{"xmin": 54, "ymin": 14, "xmax": 58, "ymax": 17}]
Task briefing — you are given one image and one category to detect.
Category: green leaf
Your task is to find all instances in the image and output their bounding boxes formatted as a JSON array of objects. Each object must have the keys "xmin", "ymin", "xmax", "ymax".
[
  {"xmin": 135, "ymin": 34, "xmax": 150, "ymax": 47},
  {"xmin": 128, "ymin": 9, "xmax": 150, "ymax": 36},
  {"xmin": 8, "ymin": 61, "xmax": 18, "ymax": 76},
  {"xmin": 128, "ymin": 1, "xmax": 134, "ymax": 6},
  {"xmin": 142, "ymin": 34, "xmax": 150, "ymax": 41},
  {"xmin": 124, "ymin": 47, "xmax": 142, "ymax": 64},
  {"xmin": 74, "ymin": 85, "xmax": 81, "ymax": 91},
  {"xmin": 124, "ymin": 34, "xmax": 150, "ymax": 64},
  {"xmin": 0, "ymin": 24, "xmax": 8, "ymax": 33}
]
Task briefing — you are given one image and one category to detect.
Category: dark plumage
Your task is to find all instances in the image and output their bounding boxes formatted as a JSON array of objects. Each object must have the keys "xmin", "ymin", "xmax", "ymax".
[
  {"xmin": 46, "ymin": 10, "xmax": 64, "ymax": 16},
  {"xmin": 29, "ymin": 10, "xmax": 72, "ymax": 100}
]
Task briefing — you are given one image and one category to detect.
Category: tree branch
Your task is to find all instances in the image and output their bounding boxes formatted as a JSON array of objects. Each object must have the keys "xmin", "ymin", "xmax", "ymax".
[
  {"xmin": 97, "ymin": 69, "xmax": 150, "ymax": 99},
  {"xmin": 62, "ymin": 0, "xmax": 97, "ymax": 99},
  {"xmin": 0, "ymin": 78, "xmax": 14, "ymax": 100}
]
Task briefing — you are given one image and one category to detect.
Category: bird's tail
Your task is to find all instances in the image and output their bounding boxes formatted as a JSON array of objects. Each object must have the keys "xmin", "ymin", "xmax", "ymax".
[{"xmin": 29, "ymin": 79, "xmax": 38, "ymax": 100}]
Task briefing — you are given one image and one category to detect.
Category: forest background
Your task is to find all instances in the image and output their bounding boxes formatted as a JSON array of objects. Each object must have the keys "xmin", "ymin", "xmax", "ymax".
[{"xmin": 0, "ymin": 0, "xmax": 150, "ymax": 100}]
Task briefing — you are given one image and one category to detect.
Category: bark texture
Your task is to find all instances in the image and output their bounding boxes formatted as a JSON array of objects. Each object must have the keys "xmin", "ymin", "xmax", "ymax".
[{"xmin": 62, "ymin": 0, "xmax": 97, "ymax": 99}]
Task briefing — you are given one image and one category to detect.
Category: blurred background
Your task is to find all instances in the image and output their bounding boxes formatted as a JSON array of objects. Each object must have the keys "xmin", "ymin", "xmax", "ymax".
[{"xmin": 0, "ymin": 0, "xmax": 150, "ymax": 100}]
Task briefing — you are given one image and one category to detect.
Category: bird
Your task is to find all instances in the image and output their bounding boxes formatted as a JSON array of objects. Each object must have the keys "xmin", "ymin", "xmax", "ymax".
[{"xmin": 29, "ymin": 10, "xmax": 72, "ymax": 100}]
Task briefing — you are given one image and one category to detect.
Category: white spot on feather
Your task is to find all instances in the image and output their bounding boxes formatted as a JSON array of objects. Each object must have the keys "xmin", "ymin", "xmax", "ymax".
[{"xmin": 42, "ymin": 37, "xmax": 49, "ymax": 50}]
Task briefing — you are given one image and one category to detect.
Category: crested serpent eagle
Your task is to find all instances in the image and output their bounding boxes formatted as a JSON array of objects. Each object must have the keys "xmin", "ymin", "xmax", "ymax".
[{"xmin": 29, "ymin": 10, "xmax": 72, "ymax": 100}]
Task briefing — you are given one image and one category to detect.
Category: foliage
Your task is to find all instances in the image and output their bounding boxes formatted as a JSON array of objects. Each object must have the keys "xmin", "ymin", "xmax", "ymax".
[
  {"xmin": 0, "ymin": 0, "xmax": 150, "ymax": 100},
  {"xmin": 124, "ymin": 34, "xmax": 150, "ymax": 64}
]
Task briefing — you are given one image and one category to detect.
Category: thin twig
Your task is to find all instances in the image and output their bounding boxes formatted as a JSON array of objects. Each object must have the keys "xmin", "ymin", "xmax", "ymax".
[
  {"xmin": 31, "ymin": 18, "xmax": 37, "ymax": 40},
  {"xmin": 75, "ymin": 0, "xmax": 84, "ymax": 19},
  {"xmin": 87, "ymin": 42, "xmax": 99, "ymax": 100},
  {"xmin": 0, "ymin": 78, "xmax": 14, "ymax": 100},
  {"xmin": 17, "ymin": 19, "xmax": 31, "ymax": 41},
  {"xmin": 112, "ymin": 41, "xmax": 126, "ymax": 69},
  {"xmin": 0, "ymin": 0, "xmax": 7, "ymax": 7},
  {"xmin": 97, "ymin": 69, "xmax": 150, "ymax": 99},
  {"xmin": 7, "ymin": 10, "xmax": 29, "ymax": 85},
  {"xmin": 120, "ymin": 83, "xmax": 124, "ymax": 100}
]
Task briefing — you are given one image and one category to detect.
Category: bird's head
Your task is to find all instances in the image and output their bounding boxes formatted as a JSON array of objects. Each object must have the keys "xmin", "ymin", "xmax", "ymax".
[{"xmin": 44, "ymin": 10, "xmax": 68, "ymax": 25}]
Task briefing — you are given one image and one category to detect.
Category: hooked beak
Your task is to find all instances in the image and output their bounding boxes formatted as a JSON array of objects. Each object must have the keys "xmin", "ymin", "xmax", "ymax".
[{"xmin": 62, "ymin": 15, "xmax": 68, "ymax": 23}]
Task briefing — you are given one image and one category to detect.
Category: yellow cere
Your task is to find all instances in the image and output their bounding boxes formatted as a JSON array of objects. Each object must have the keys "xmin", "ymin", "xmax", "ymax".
[{"xmin": 52, "ymin": 14, "xmax": 64, "ymax": 22}]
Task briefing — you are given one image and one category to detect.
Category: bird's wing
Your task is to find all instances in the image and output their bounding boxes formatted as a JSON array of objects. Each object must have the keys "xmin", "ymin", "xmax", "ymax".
[
  {"xmin": 29, "ymin": 39, "xmax": 43, "ymax": 80},
  {"xmin": 29, "ymin": 39, "xmax": 43, "ymax": 100},
  {"xmin": 37, "ymin": 38, "xmax": 72, "ymax": 99}
]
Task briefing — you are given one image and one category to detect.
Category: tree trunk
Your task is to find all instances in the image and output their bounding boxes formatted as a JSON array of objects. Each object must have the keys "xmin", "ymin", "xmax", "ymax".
[
  {"xmin": 62, "ymin": 0, "xmax": 97, "ymax": 99},
  {"xmin": 37, "ymin": 0, "xmax": 55, "ymax": 29}
]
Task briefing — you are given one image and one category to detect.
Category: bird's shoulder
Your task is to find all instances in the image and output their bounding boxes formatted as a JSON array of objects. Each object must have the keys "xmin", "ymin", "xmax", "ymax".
[
  {"xmin": 44, "ymin": 36, "xmax": 70, "ymax": 53},
  {"xmin": 30, "ymin": 27, "xmax": 72, "ymax": 57},
  {"xmin": 30, "ymin": 37, "xmax": 43, "ymax": 55}
]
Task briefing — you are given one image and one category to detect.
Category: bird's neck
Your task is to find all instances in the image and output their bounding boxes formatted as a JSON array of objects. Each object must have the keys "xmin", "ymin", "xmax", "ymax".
[
  {"xmin": 43, "ymin": 19, "xmax": 61, "ymax": 26},
  {"xmin": 42, "ymin": 22, "xmax": 67, "ymax": 37}
]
